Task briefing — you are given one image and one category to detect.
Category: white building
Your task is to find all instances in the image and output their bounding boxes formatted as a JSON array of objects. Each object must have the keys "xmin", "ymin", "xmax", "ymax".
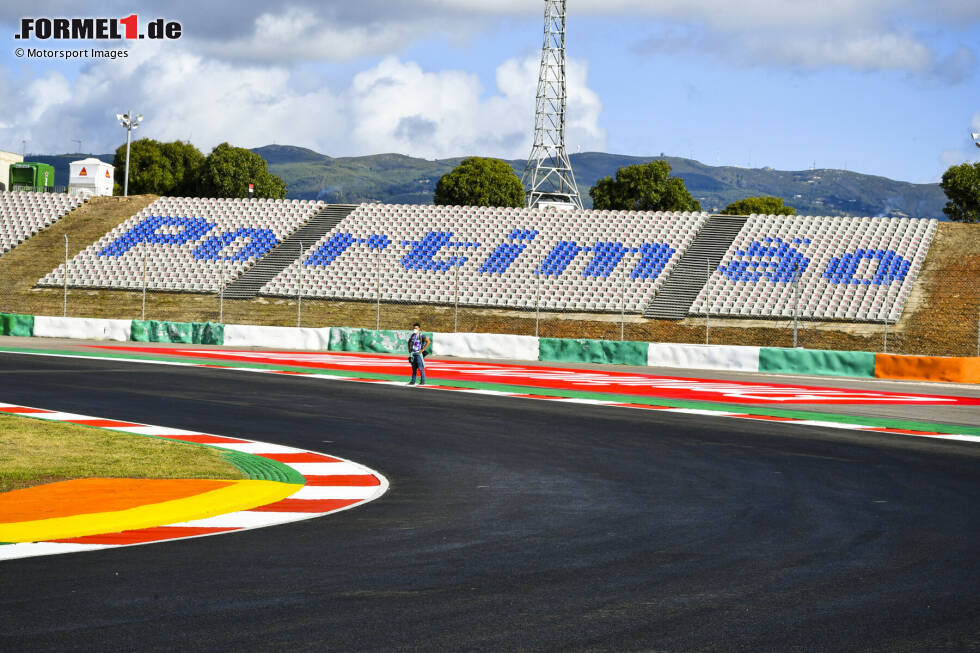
[
  {"xmin": 68, "ymin": 157, "xmax": 114, "ymax": 197},
  {"xmin": 0, "ymin": 150, "xmax": 24, "ymax": 192}
]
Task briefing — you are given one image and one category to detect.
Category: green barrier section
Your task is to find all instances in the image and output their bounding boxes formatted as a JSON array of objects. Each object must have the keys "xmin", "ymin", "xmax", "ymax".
[
  {"xmin": 192, "ymin": 321, "xmax": 224, "ymax": 345},
  {"xmin": 759, "ymin": 347, "xmax": 876, "ymax": 378},
  {"xmin": 538, "ymin": 337, "xmax": 648, "ymax": 366},
  {"xmin": 329, "ymin": 327, "xmax": 433, "ymax": 354},
  {"xmin": 131, "ymin": 320, "xmax": 224, "ymax": 345},
  {"xmin": 0, "ymin": 313, "xmax": 34, "ymax": 337},
  {"xmin": 327, "ymin": 326, "xmax": 359, "ymax": 351}
]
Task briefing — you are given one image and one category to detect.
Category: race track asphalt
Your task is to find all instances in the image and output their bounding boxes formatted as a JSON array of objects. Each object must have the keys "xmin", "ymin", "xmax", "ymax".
[{"xmin": 1, "ymin": 353, "xmax": 979, "ymax": 652}]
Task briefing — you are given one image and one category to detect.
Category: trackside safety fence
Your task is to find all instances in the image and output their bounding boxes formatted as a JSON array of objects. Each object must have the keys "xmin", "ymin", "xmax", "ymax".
[{"xmin": 2, "ymin": 313, "xmax": 977, "ymax": 384}]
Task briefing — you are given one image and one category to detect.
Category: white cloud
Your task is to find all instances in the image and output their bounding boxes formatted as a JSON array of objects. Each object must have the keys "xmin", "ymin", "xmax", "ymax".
[
  {"xmin": 0, "ymin": 46, "xmax": 604, "ymax": 162},
  {"xmin": 108, "ymin": 0, "xmax": 975, "ymax": 78},
  {"xmin": 730, "ymin": 30, "xmax": 934, "ymax": 72}
]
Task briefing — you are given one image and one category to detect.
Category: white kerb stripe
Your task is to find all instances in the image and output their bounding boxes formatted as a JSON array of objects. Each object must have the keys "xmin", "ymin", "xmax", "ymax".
[
  {"xmin": 291, "ymin": 485, "xmax": 381, "ymax": 500},
  {"xmin": 0, "ymin": 542, "xmax": 110, "ymax": 560},
  {"xmin": 289, "ymin": 462, "xmax": 373, "ymax": 476},
  {"xmin": 210, "ymin": 442, "xmax": 309, "ymax": 455},
  {"xmin": 167, "ymin": 511, "xmax": 317, "ymax": 529},
  {"xmin": 109, "ymin": 426, "xmax": 209, "ymax": 436}
]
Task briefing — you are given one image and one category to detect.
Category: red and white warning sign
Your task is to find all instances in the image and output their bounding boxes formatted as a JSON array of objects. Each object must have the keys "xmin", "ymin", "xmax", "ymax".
[{"xmin": 79, "ymin": 167, "xmax": 87, "ymax": 176}]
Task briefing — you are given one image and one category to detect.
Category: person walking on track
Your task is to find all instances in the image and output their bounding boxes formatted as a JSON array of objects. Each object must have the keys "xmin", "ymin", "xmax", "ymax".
[{"xmin": 407, "ymin": 323, "xmax": 431, "ymax": 386}]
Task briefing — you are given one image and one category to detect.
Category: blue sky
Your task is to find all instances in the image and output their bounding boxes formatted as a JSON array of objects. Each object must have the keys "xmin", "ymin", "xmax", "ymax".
[{"xmin": 0, "ymin": 1, "xmax": 978, "ymax": 184}]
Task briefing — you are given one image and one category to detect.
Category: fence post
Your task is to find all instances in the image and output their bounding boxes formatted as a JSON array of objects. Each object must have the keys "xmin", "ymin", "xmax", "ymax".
[
  {"xmin": 704, "ymin": 258, "xmax": 711, "ymax": 345},
  {"xmin": 297, "ymin": 241, "xmax": 303, "ymax": 328},
  {"xmin": 142, "ymin": 248, "xmax": 147, "ymax": 321},
  {"xmin": 620, "ymin": 264, "xmax": 626, "ymax": 341},
  {"xmin": 219, "ymin": 260, "xmax": 225, "ymax": 325},
  {"xmin": 375, "ymin": 246, "xmax": 381, "ymax": 331},
  {"xmin": 454, "ymin": 263, "xmax": 459, "ymax": 333},
  {"xmin": 63, "ymin": 235, "xmax": 68, "ymax": 317},
  {"xmin": 535, "ymin": 272, "xmax": 541, "ymax": 339},
  {"xmin": 792, "ymin": 261, "xmax": 800, "ymax": 348}
]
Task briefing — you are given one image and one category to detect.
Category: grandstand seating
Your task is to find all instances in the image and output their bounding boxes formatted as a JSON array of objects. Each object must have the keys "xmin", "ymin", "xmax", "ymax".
[
  {"xmin": 38, "ymin": 197, "xmax": 325, "ymax": 292},
  {"xmin": 688, "ymin": 214, "xmax": 937, "ymax": 322},
  {"xmin": 260, "ymin": 203, "xmax": 710, "ymax": 312},
  {"xmin": 0, "ymin": 191, "xmax": 84, "ymax": 256}
]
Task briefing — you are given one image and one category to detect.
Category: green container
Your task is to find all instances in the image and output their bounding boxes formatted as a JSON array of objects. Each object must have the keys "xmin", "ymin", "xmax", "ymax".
[{"xmin": 9, "ymin": 162, "xmax": 55, "ymax": 191}]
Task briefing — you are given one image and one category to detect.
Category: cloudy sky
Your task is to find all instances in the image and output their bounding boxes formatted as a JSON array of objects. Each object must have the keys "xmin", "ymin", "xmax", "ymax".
[{"xmin": 1, "ymin": 1, "xmax": 978, "ymax": 183}]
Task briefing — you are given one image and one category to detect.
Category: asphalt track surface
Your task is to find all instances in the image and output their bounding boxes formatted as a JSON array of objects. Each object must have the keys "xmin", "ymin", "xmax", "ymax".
[{"xmin": 1, "ymin": 353, "xmax": 979, "ymax": 652}]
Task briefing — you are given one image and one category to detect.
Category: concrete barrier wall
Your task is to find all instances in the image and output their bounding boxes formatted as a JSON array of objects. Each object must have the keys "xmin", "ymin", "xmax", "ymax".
[
  {"xmin": 875, "ymin": 354, "xmax": 980, "ymax": 384},
  {"xmin": 131, "ymin": 320, "xmax": 224, "ymax": 345},
  {"xmin": 328, "ymin": 327, "xmax": 433, "ymax": 354},
  {"xmin": 223, "ymin": 324, "xmax": 331, "ymax": 350},
  {"xmin": 539, "ymin": 338, "xmax": 648, "ymax": 366},
  {"xmin": 33, "ymin": 316, "xmax": 131, "ymax": 342},
  {"xmin": 647, "ymin": 343, "xmax": 760, "ymax": 372},
  {"xmin": 433, "ymin": 332, "xmax": 539, "ymax": 360},
  {"xmin": 0, "ymin": 313, "xmax": 34, "ymax": 337},
  {"xmin": 759, "ymin": 348, "xmax": 876, "ymax": 378},
  {"xmin": 7, "ymin": 311, "xmax": 980, "ymax": 385}
]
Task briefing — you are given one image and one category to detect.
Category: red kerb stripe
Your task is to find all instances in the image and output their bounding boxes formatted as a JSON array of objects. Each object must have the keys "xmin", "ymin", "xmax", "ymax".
[
  {"xmin": 158, "ymin": 434, "xmax": 250, "ymax": 443},
  {"xmin": 251, "ymin": 498, "xmax": 360, "ymax": 513},
  {"xmin": 66, "ymin": 419, "xmax": 141, "ymax": 428},
  {"xmin": 51, "ymin": 526, "xmax": 238, "ymax": 545}
]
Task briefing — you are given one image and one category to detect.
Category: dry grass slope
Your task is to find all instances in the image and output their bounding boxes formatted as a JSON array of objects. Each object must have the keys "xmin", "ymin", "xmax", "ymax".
[
  {"xmin": 0, "ymin": 413, "xmax": 244, "ymax": 492},
  {"xmin": 0, "ymin": 201, "xmax": 976, "ymax": 357}
]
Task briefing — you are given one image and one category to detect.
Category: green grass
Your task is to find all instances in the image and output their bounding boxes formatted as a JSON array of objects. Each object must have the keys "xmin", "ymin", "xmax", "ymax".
[{"xmin": 0, "ymin": 413, "xmax": 245, "ymax": 493}]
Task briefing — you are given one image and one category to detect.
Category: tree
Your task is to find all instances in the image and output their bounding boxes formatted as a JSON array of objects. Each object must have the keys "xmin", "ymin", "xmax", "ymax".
[
  {"xmin": 589, "ymin": 160, "xmax": 700, "ymax": 212},
  {"xmin": 112, "ymin": 139, "xmax": 205, "ymax": 196},
  {"xmin": 113, "ymin": 138, "xmax": 170, "ymax": 195},
  {"xmin": 940, "ymin": 162, "xmax": 980, "ymax": 223},
  {"xmin": 197, "ymin": 143, "xmax": 287, "ymax": 199},
  {"xmin": 721, "ymin": 196, "xmax": 796, "ymax": 216},
  {"xmin": 160, "ymin": 141, "xmax": 206, "ymax": 196},
  {"xmin": 433, "ymin": 157, "xmax": 524, "ymax": 207}
]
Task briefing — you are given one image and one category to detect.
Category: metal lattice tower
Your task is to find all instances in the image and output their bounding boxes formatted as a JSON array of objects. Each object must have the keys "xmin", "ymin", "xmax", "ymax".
[{"xmin": 522, "ymin": 0, "xmax": 582, "ymax": 210}]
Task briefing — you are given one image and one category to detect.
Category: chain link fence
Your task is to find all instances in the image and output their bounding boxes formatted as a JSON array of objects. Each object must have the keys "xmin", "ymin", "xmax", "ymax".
[{"xmin": 0, "ymin": 232, "xmax": 977, "ymax": 357}]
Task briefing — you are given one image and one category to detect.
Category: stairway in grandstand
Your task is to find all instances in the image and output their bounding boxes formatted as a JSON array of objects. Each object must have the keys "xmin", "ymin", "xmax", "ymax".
[
  {"xmin": 223, "ymin": 204, "xmax": 357, "ymax": 299},
  {"xmin": 643, "ymin": 215, "xmax": 747, "ymax": 319}
]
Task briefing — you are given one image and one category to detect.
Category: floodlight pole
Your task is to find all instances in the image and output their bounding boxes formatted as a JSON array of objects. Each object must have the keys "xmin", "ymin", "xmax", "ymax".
[{"xmin": 117, "ymin": 109, "xmax": 142, "ymax": 197}]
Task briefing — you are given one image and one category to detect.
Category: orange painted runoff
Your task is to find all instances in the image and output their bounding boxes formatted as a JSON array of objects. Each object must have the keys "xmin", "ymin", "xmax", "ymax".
[{"xmin": 0, "ymin": 478, "xmax": 236, "ymax": 523}]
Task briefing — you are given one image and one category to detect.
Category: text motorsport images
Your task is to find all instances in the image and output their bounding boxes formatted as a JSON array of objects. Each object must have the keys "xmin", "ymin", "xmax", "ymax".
[{"xmin": 15, "ymin": 48, "xmax": 129, "ymax": 61}]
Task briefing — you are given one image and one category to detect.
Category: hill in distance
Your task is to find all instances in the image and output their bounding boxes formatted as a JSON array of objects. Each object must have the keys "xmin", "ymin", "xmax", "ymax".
[
  {"xmin": 254, "ymin": 145, "xmax": 947, "ymax": 219},
  {"xmin": 25, "ymin": 147, "xmax": 947, "ymax": 219}
]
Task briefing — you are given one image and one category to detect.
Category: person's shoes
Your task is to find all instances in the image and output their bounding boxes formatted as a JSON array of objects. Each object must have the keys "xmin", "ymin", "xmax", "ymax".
[
  {"xmin": 407, "ymin": 381, "xmax": 415, "ymax": 386},
  {"xmin": 418, "ymin": 382, "xmax": 425, "ymax": 386}
]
